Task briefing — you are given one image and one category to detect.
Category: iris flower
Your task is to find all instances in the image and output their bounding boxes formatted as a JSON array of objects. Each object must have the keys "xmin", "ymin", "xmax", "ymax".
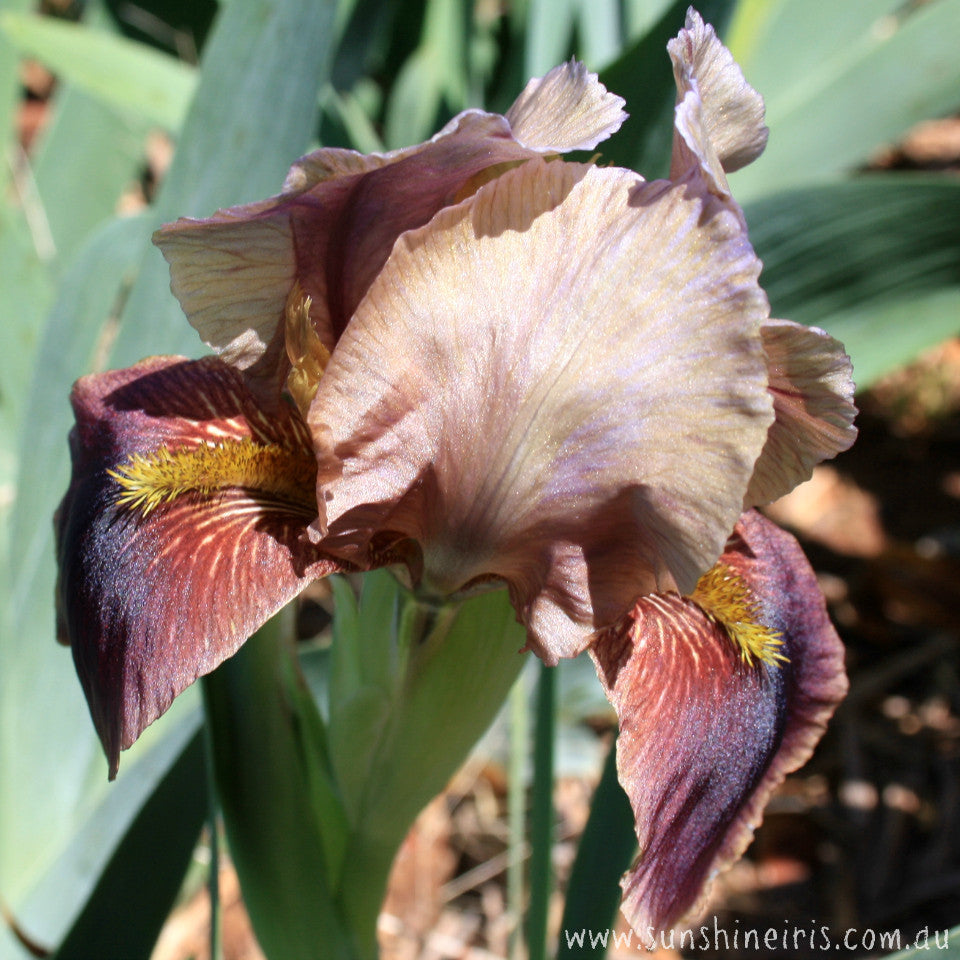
[{"xmin": 55, "ymin": 10, "xmax": 856, "ymax": 935}]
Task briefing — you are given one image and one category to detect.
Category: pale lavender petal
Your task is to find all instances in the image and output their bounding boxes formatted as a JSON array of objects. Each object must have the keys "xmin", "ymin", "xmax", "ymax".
[
  {"xmin": 307, "ymin": 159, "xmax": 773, "ymax": 661},
  {"xmin": 747, "ymin": 319, "xmax": 858, "ymax": 506},
  {"xmin": 506, "ymin": 60, "xmax": 627, "ymax": 152},
  {"xmin": 669, "ymin": 8, "xmax": 768, "ymax": 192}
]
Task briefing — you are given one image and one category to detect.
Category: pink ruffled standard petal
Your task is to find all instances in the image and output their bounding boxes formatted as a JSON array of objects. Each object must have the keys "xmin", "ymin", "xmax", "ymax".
[
  {"xmin": 505, "ymin": 59, "xmax": 627, "ymax": 151},
  {"xmin": 670, "ymin": 8, "xmax": 768, "ymax": 173},
  {"xmin": 55, "ymin": 356, "xmax": 338, "ymax": 776},
  {"xmin": 154, "ymin": 64, "xmax": 624, "ymax": 389},
  {"xmin": 307, "ymin": 158, "xmax": 774, "ymax": 661},
  {"xmin": 747, "ymin": 319, "xmax": 858, "ymax": 505},
  {"xmin": 153, "ymin": 113, "xmax": 536, "ymax": 375},
  {"xmin": 590, "ymin": 510, "xmax": 848, "ymax": 935},
  {"xmin": 669, "ymin": 8, "xmax": 768, "ymax": 200}
]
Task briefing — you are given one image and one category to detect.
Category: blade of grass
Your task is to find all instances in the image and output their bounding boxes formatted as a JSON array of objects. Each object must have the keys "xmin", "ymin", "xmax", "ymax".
[
  {"xmin": 575, "ymin": 0, "xmax": 621, "ymax": 68},
  {"xmin": 525, "ymin": 0, "xmax": 575, "ymax": 78},
  {"xmin": 50, "ymin": 720, "xmax": 205, "ymax": 960},
  {"xmin": 557, "ymin": 733, "xmax": 636, "ymax": 958},
  {"xmin": 31, "ymin": 85, "xmax": 150, "ymax": 267},
  {"xmin": 508, "ymin": 669, "xmax": 528, "ymax": 960},
  {"xmin": 0, "ymin": 12, "xmax": 196, "ymax": 130},
  {"xmin": 527, "ymin": 660, "xmax": 556, "ymax": 960}
]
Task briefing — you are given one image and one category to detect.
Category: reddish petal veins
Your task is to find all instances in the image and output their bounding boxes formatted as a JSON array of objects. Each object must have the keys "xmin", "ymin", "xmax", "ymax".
[
  {"xmin": 55, "ymin": 355, "xmax": 337, "ymax": 776},
  {"xmin": 591, "ymin": 511, "xmax": 846, "ymax": 934}
]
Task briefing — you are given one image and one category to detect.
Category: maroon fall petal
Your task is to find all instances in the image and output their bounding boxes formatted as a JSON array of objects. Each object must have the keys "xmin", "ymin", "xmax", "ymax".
[
  {"xmin": 590, "ymin": 510, "xmax": 847, "ymax": 935},
  {"xmin": 55, "ymin": 356, "xmax": 338, "ymax": 776}
]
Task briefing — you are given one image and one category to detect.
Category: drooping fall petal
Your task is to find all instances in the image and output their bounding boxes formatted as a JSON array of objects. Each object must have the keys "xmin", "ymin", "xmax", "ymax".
[
  {"xmin": 55, "ymin": 356, "xmax": 337, "ymax": 776},
  {"xmin": 590, "ymin": 510, "xmax": 848, "ymax": 935},
  {"xmin": 669, "ymin": 8, "xmax": 768, "ymax": 199},
  {"xmin": 747, "ymin": 319, "xmax": 858, "ymax": 505},
  {"xmin": 153, "ymin": 66, "xmax": 624, "ymax": 387},
  {"xmin": 307, "ymin": 158, "xmax": 774, "ymax": 662}
]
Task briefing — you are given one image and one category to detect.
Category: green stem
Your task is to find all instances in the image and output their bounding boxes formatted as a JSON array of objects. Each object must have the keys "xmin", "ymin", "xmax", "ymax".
[
  {"xmin": 334, "ymin": 593, "xmax": 466, "ymax": 960},
  {"xmin": 507, "ymin": 670, "xmax": 528, "ymax": 960},
  {"xmin": 527, "ymin": 660, "xmax": 555, "ymax": 960}
]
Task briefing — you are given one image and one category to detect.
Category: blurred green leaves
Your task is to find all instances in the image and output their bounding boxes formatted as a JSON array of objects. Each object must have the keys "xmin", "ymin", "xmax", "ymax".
[
  {"xmin": 0, "ymin": 12, "xmax": 196, "ymax": 130},
  {"xmin": 750, "ymin": 177, "xmax": 960, "ymax": 387},
  {"xmin": 1, "ymin": 0, "xmax": 339, "ymax": 954},
  {"xmin": 730, "ymin": 0, "xmax": 960, "ymax": 200}
]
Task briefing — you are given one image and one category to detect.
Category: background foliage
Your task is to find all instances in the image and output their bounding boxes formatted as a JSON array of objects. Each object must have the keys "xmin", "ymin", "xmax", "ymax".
[{"xmin": 1, "ymin": 0, "xmax": 958, "ymax": 957}]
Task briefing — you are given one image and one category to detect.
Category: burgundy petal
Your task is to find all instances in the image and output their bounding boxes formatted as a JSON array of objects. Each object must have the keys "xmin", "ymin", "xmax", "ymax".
[
  {"xmin": 55, "ymin": 356, "xmax": 338, "ymax": 776},
  {"xmin": 590, "ymin": 510, "xmax": 847, "ymax": 935}
]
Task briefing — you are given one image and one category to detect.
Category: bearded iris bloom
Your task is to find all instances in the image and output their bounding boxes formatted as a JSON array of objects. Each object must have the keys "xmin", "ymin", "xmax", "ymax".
[{"xmin": 55, "ymin": 9, "xmax": 856, "ymax": 936}]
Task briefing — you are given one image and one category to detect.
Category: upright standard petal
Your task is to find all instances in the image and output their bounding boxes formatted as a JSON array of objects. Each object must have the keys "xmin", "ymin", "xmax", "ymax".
[
  {"xmin": 307, "ymin": 158, "xmax": 774, "ymax": 662},
  {"xmin": 747, "ymin": 319, "xmax": 858, "ymax": 505},
  {"xmin": 153, "ymin": 112, "xmax": 540, "ymax": 376},
  {"xmin": 590, "ymin": 510, "xmax": 848, "ymax": 936},
  {"xmin": 505, "ymin": 60, "xmax": 627, "ymax": 152},
  {"xmin": 56, "ymin": 356, "xmax": 337, "ymax": 775},
  {"xmin": 669, "ymin": 8, "xmax": 768, "ymax": 197},
  {"xmin": 154, "ymin": 68, "xmax": 623, "ymax": 389}
]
